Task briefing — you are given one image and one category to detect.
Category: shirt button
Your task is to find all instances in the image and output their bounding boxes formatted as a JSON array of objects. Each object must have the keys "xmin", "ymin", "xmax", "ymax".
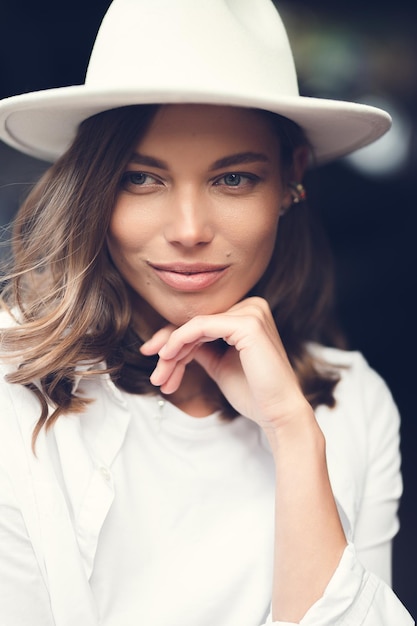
[{"xmin": 99, "ymin": 466, "xmax": 111, "ymax": 481}]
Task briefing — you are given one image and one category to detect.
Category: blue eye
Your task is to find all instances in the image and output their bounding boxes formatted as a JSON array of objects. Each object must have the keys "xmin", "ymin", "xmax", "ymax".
[
  {"xmin": 223, "ymin": 173, "xmax": 242, "ymax": 186},
  {"xmin": 120, "ymin": 171, "xmax": 160, "ymax": 192},
  {"xmin": 123, "ymin": 172, "xmax": 155, "ymax": 186},
  {"xmin": 214, "ymin": 172, "xmax": 259, "ymax": 189},
  {"xmin": 129, "ymin": 172, "xmax": 148, "ymax": 185}
]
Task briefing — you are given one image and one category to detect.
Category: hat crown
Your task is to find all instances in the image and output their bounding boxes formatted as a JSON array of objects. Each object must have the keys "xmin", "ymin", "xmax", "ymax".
[
  {"xmin": 85, "ymin": 0, "xmax": 299, "ymax": 99},
  {"xmin": 0, "ymin": 0, "xmax": 391, "ymax": 163}
]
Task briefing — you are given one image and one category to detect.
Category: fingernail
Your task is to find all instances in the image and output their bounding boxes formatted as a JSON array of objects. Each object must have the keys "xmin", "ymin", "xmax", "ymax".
[{"xmin": 149, "ymin": 370, "xmax": 160, "ymax": 386}]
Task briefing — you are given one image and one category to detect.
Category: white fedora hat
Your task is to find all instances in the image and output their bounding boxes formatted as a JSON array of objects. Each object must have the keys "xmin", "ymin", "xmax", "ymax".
[{"xmin": 0, "ymin": 0, "xmax": 391, "ymax": 163}]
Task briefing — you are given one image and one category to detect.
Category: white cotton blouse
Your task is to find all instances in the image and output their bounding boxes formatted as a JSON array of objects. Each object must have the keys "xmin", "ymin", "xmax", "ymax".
[{"xmin": 0, "ymin": 329, "xmax": 414, "ymax": 625}]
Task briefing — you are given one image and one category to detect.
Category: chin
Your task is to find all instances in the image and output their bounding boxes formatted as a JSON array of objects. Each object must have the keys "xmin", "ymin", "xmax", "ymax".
[{"xmin": 160, "ymin": 299, "xmax": 232, "ymax": 327}]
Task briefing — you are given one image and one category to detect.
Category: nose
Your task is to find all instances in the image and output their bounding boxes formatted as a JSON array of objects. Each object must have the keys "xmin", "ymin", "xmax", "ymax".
[{"xmin": 164, "ymin": 187, "xmax": 214, "ymax": 247}]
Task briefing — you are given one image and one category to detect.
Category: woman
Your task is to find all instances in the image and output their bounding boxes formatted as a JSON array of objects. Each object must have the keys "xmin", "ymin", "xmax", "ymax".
[{"xmin": 0, "ymin": 1, "xmax": 414, "ymax": 624}]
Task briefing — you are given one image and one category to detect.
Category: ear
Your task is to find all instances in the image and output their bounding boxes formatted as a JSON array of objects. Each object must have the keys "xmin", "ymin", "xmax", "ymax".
[
  {"xmin": 281, "ymin": 146, "xmax": 310, "ymax": 213},
  {"xmin": 292, "ymin": 145, "xmax": 310, "ymax": 180}
]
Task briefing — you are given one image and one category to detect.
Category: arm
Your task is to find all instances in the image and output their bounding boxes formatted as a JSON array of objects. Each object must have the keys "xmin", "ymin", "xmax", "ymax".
[
  {"xmin": 266, "ymin": 411, "xmax": 346, "ymax": 622},
  {"xmin": 141, "ymin": 297, "xmax": 346, "ymax": 622},
  {"xmin": 0, "ymin": 465, "xmax": 55, "ymax": 626},
  {"xmin": 352, "ymin": 358, "xmax": 403, "ymax": 586},
  {"xmin": 0, "ymin": 374, "xmax": 55, "ymax": 625},
  {"xmin": 0, "ymin": 370, "xmax": 108, "ymax": 626},
  {"xmin": 141, "ymin": 297, "xmax": 414, "ymax": 625}
]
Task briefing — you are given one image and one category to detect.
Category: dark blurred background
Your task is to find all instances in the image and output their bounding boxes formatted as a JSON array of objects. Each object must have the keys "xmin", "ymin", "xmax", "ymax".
[{"xmin": 0, "ymin": 0, "xmax": 416, "ymax": 617}]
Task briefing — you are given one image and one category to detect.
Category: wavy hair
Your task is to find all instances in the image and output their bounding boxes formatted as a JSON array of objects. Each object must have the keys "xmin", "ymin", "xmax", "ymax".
[{"xmin": 0, "ymin": 104, "xmax": 344, "ymax": 443}]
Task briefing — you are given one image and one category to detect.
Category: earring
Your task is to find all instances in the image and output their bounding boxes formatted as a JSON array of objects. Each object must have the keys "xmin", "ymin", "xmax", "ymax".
[
  {"xmin": 280, "ymin": 182, "xmax": 307, "ymax": 216},
  {"xmin": 289, "ymin": 182, "xmax": 307, "ymax": 204}
]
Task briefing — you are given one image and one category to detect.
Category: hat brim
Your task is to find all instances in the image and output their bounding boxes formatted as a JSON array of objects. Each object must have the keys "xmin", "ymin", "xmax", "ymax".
[{"xmin": 0, "ymin": 84, "xmax": 391, "ymax": 163}]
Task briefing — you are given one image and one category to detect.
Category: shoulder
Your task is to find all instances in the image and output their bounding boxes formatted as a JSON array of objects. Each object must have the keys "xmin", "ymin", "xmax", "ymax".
[
  {"xmin": 0, "ymin": 307, "xmax": 41, "ymax": 459},
  {"xmin": 309, "ymin": 344, "xmax": 400, "ymax": 454},
  {"xmin": 0, "ymin": 365, "xmax": 40, "ymax": 442},
  {"xmin": 310, "ymin": 343, "xmax": 398, "ymax": 417},
  {"xmin": 310, "ymin": 341, "xmax": 374, "ymax": 371},
  {"xmin": 0, "ymin": 307, "xmax": 21, "ymax": 329},
  {"xmin": 0, "ymin": 307, "xmax": 22, "ymax": 370},
  {"xmin": 0, "ymin": 307, "xmax": 23, "ymax": 379},
  {"xmin": 309, "ymin": 345, "xmax": 401, "ymax": 530}
]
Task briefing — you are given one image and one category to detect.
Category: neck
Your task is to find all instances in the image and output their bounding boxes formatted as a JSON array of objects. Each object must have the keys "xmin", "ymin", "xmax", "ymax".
[{"xmin": 162, "ymin": 362, "xmax": 220, "ymax": 417}]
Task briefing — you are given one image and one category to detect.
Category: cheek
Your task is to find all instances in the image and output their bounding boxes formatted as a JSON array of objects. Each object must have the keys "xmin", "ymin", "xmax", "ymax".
[
  {"xmin": 237, "ymin": 210, "xmax": 280, "ymax": 265},
  {"xmin": 106, "ymin": 225, "xmax": 128, "ymax": 268},
  {"xmin": 107, "ymin": 203, "xmax": 148, "ymax": 260},
  {"xmin": 253, "ymin": 228, "xmax": 279, "ymax": 278}
]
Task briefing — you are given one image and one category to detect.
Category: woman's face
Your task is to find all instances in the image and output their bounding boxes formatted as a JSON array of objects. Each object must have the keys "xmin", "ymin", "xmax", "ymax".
[{"xmin": 107, "ymin": 104, "xmax": 292, "ymax": 331}]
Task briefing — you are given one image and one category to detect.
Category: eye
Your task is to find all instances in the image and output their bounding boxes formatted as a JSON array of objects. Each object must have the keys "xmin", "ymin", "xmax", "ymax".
[
  {"xmin": 122, "ymin": 172, "xmax": 157, "ymax": 186},
  {"xmin": 120, "ymin": 171, "xmax": 161, "ymax": 192},
  {"xmin": 214, "ymin": 172, "xmax": 259, "ymax": 189},
  {"xmin": 223, "ymin": 173, "xmax": 242, "ymax": 186},
  {"xmin": 127, "ymin": 172, "xmax": 149, "ymax": 185}
]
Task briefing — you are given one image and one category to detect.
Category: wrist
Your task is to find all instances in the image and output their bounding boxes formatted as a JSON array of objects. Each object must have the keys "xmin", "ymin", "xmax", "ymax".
[{"xmin": 262, "ymin": 403, "xmax": 324, "ymax": 458}]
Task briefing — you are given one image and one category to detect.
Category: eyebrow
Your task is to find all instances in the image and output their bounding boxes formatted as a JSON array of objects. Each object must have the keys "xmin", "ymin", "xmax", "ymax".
[
  {"xmin": 128, "ymin": 153, "xmax": 169, "ymax": 169},
  {"xmin": 209, "ymin": 152, "xmax": 270, "ymax": 171},
  {"xmin": 128, "ymin": 151, "xmax": 270, "ymax": 171}
]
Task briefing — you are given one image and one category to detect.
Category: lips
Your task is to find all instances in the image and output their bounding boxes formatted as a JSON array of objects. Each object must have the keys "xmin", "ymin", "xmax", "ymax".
[{"xmin": 148, "ymin": 262, "xmax": 229, "ymax": 291}]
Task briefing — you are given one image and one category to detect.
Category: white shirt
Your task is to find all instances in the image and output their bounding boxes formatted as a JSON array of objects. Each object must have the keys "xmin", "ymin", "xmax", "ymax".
[{"xmin": 0, "ymin": 342, "xmax": 414, "ymax": 625}]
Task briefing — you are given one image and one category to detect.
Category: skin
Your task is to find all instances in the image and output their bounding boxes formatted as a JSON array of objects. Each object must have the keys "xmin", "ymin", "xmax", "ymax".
[
  {"xmin": 108, "ymin": 104, "xmax": 291, "ymax": 332},
  {"xmin": 108, "ymin": 104, "xmax": 347, "ymax": 621}
]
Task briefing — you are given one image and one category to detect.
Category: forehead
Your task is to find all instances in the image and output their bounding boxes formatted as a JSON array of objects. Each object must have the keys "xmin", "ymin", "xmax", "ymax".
[{"xmin": 134, "ymin": 104, "xmax": 282, "ymax": 156}]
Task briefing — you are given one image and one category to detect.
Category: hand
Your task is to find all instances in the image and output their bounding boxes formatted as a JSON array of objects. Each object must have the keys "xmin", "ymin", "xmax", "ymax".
[
  {"xmin": 142, "ymin": 298, "xmax": 347, "ymax": 623},
  {"xmin": 140, "ymin": 297, "xmax": 311, "ymax": 431}
]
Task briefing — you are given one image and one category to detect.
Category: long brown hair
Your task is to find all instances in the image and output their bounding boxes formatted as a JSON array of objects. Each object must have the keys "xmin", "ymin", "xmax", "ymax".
[{"xmin": 0, "ymin": 104, "xmax": 344, "ymax": 442}]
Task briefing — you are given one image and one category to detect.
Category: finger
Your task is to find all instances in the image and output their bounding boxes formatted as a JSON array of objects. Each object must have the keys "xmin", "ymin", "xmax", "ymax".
[
  {"xmin": 150, "ymin": 344, "xmax": 202, "ymax": 389},
  {"xmin": 158, "ymin": 335, "xmax": 224, "ymax": 364},
  {"xmin": 153, "ymin": 359, "xmax": 186, "ymax": 394},
  {"xmin": 157, "ymin": 315, "xmax": 241, "ymax": 360},
  {"xmin": 140, "ymin": 325, "xmax": 177, "ymax": 355}
]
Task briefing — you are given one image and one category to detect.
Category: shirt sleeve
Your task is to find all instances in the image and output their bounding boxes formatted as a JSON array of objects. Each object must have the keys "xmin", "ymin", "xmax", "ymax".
[
  {"xmin": 261, "ymin": 543, "xmax": 414, "ymax": 626},
  {"xmin": 0, "ymin": 370, "xmax": 100, "ymax": 626},
  {"xmin": 295, "ymin": 543, "xmax": 413, "ymax": 625},
  {"xmin": 0, "ymin": 463, "xmax": 55, "ymax": 625},
  {"xmin": 351, "ymin": 357, "xmax": 403, "ymax": 586},
  {"xmin": 261, "ymin": 353, "xmax": 415, "ymax": 625}
]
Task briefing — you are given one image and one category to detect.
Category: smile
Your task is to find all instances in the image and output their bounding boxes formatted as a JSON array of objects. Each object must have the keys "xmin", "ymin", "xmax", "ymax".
[{"xmin": 148, "ymin": 262, "xmax": 229, "ymax": 291}]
